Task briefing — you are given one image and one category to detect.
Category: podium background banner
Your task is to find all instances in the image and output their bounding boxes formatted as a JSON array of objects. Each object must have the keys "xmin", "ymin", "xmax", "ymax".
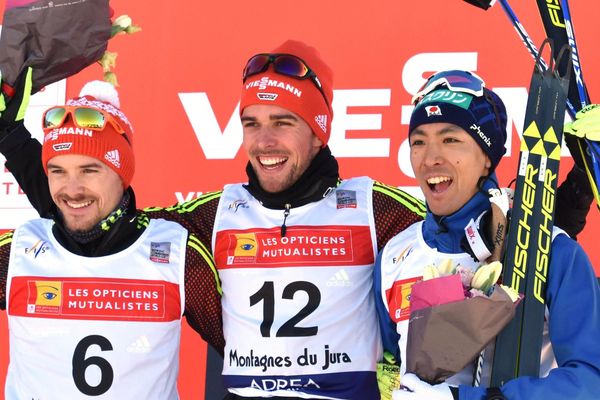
[{"xmin": 1, "ymin": 1, "xmax": 599, "ymax": 398}]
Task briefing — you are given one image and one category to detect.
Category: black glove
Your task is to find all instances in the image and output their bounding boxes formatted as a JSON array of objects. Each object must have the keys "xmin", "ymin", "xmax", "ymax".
[{"xmin": 0, "ymin": 67, "xmax": 33, "ymax": 132}]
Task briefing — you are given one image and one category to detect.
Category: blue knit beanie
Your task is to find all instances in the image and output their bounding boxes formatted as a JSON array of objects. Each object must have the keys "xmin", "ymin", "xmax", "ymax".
[{"xmin": 409, "ymin": 86, "xmax": 508, "ymax": 170}]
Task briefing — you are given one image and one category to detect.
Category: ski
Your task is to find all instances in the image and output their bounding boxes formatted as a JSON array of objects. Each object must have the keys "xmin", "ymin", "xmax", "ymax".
[
  {"xmin": 534, "ymin": 0, "xmax": 600, "ymax": 205},
  {"xmin": 490, "ymin": 42, "xmax": 570, "ymax": 385},
  {"xmin": 535, "ymin": 0, "xmax": 590, "ymax": 111}
]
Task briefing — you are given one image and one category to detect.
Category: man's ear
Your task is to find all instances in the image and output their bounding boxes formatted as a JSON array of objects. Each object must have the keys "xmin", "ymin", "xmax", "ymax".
[
  {"xmin": 485, "ymin": 156, "xmax": 492, "ymax": 170},
  {"xmin": 313, "ymin": 133, "xmax": 324, "ymax": 148}
]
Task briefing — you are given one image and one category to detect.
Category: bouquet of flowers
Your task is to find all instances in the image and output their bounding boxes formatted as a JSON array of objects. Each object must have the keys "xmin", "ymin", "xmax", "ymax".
[
  {"xmin": 0, "ymin": 0, "xmax": 141, "ymax": 93},
  {"xmin": 405, "ymin": 259, "xmax": 521, "ymax": 384}
]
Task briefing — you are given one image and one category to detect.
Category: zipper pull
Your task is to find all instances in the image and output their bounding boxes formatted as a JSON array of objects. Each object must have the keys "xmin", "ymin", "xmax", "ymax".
[{"xmin": 281, "ymin": 203, "xmax": 291, "ymax": 237}]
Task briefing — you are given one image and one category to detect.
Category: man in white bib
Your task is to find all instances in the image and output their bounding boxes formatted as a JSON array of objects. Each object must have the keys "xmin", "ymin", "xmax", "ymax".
[
  {"xmin": 375, "ymin": 70, "xmax": 600, "ymax": 400},
  {"xmin": 0, "ymin": 80, "xmax": 223, "ymax": 399}
]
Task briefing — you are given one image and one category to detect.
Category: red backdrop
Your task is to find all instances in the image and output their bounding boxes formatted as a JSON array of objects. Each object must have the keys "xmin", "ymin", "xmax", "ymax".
[{"xmin": 1, "ymin": 1, "xmax": 599, "ymax": 398}]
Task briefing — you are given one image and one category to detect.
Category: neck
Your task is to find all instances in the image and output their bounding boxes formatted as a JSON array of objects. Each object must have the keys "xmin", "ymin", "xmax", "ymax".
[
  {"xmin": 422, "ymin": 176, "xmax": 497, "ymax": 253},
  {"xmin": 244, "ymin": 146, "xmax": 340, "ymax": 209},
  {"xmin": 61, "ymin": 191, "xmax": 131, "ymax": 243}
]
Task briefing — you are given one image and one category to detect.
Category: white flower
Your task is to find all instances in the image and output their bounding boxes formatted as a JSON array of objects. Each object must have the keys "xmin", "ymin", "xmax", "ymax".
[
  {"xmin": 111, "ymin": 14, "xmax": 142, "ymax": 37},
  {"xmin": 422, "ymin": 265, "xmax": 440, "ymax": 281},
  {"xmin": 113, "ymin": 15, "xmax": 132, "ymax": 30},
  {"xmin": 471, "ymin": 261, "xmax": 502, "ymax": 294},
  {"xmin": 437, "ymin": 258, "xmax": 456, "ymax": 276}
]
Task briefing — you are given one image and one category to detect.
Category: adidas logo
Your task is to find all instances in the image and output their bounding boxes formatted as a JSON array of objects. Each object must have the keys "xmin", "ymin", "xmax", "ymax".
[
  {"xmin": 127, "ymin": 335, "xmax": 152, "ymax": 353},
  {"xmin": 104, "ymin": 149, "xmax": 121, "ymax": 168},
  {"xmin": 326, "ymin": 269, "xmax": 353, "ymax": 287},
  {"xmin": 315, "ymin": 114, "xmax": 328, "ymax": 133}
]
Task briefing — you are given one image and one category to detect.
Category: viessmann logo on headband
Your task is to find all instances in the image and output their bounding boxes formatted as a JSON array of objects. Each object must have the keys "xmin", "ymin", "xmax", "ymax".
[
  {"xmin": 44, "ymin": 127, "xmax": 94, "ymax": 142},
  {"xmin": 245, "ymin": 76, "xmax": 303, "ymax": 98}
]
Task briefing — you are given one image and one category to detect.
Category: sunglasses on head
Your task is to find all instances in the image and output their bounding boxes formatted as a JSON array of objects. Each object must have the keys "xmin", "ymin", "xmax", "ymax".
[
  {"xmin": 43, "ymin": 106, "xmax": 127, "ymax": 137},
  {"xmin": 411, "ymin": 70, "xmax": 486, "ymax": 105},
  {"xmin": 412, "ymin": 69, "xmax": 504, "ymax": 132},
  {"xmin": 242, "ymin": 53, "xmax": 330, "ymax": 111}
]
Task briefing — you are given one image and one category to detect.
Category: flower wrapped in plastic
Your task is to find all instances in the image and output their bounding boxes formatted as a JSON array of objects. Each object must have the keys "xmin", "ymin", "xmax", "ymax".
[
  {"xmin": 0, "ymin": 0, "xmax": 141, "ymax": 93},
  {"xmin": 405, "ymin": 260, "xmax": 521, "ymax": 384}
]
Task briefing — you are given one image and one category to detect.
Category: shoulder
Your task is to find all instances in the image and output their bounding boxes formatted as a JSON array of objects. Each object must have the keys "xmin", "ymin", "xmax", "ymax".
[
  {"xmin": 384, "ymin": 221, "xmax": 422, "ymax": 248},
  {"xmin": 372, "ymin": 181, "xmax": 426, "ymax": 216},
  {"xmin": 0, "ymin": 230, "xmax": 14, "ymax": 250},
  {"xmin": 152, "ymin": 190, "xmax": 224, "ymax": 214},
  {"xmin": 142, "ymin": 190, "xmax": 223, "ymax": 219}
]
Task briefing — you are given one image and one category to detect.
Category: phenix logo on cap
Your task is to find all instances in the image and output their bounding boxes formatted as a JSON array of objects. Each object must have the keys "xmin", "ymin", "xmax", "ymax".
[{"xmin": 470, "ymin": 124, "xmax": 492, "ymax": 147}]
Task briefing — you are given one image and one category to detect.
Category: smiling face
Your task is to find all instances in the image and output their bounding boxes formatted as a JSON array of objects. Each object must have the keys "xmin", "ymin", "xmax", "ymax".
[
  {"xmin": 241, "ymin": 104, "xmax": 323, "ymax": 193},
  {"xmin": 409, "ymin": 122, "xmax": 491, "ymax": 216},
  {"xmin": 47, "ymin": 154, "xmax": 124, "ymax": 233}
]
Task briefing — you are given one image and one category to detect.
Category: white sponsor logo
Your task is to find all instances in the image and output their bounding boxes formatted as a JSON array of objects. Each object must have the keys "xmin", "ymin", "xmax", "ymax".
[
  {"xmin": 127, "ymin": 335, "xmax": 152, "ymax": 353},
  {"xmin": 44, "ymin": 127, "xmax": 94, "ymax": 142},
  {"xmin": 326, "ymin": 269, "xmax": 352, "ymax": 287},
  {"xmin": 104, "ymin": 149, "xmax": 121, "ymax": 168},
  {"xmin": 315, "ymin": 114, "xmax": 328, "ymax": 133},
  {"xmin": 257, "ymin": 93, "xmax": 278, "ymax": 101},
  {"xmin": 52, "ymin": 143, "xmax": 72, "ymax": 151},
  {"xmin": 470, "ymin": 123, "xmax": 492, "ymax": 147},
  {"xmin": 245, "ymin": 76, "xmax": 302, "ymax": 98}
]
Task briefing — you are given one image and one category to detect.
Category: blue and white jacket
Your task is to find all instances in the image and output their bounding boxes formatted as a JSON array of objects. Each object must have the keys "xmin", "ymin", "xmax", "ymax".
[{"xmin": 375, "ymin": 178, "xmax": 600, "ymax": 399}]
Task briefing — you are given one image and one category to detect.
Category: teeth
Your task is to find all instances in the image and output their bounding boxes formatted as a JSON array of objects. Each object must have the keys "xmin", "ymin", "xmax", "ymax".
[
  {"xmin": 427, "ymin": 176, "xmax": 451, "ymax": 184},
  {"xmin": 66, "ymin": 200, "xmax": 92, "ymax": 209},
  {"xmin": 259, "ymin": 156, "xmax": 287, "ymax": 166}
]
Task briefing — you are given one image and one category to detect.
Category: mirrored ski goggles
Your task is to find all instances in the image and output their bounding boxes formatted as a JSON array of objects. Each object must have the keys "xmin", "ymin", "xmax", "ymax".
[
  {"xmin": 242, "ymin": 53, "xmax": 330, "ymax": 110},
  {"xmin": 43, "ymin": 106, "xmax": 126, "ymax": 135},
  {"xmin": 411, "ymin": 70, "xmax": 486, "ymax": 105}
]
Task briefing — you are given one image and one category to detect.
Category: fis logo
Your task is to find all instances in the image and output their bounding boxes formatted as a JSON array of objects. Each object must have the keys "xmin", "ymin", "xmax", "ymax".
[
  {"xmin": 392, "ymin": 246, "xmax": 413, "ymax": 265},
  {"xmin": 25, "ymin": 240, "xmax": 49, "ymax": 258},
  {"xmin": 228, "ymin": 199, "xmax": 249, "ymax": 213}
]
